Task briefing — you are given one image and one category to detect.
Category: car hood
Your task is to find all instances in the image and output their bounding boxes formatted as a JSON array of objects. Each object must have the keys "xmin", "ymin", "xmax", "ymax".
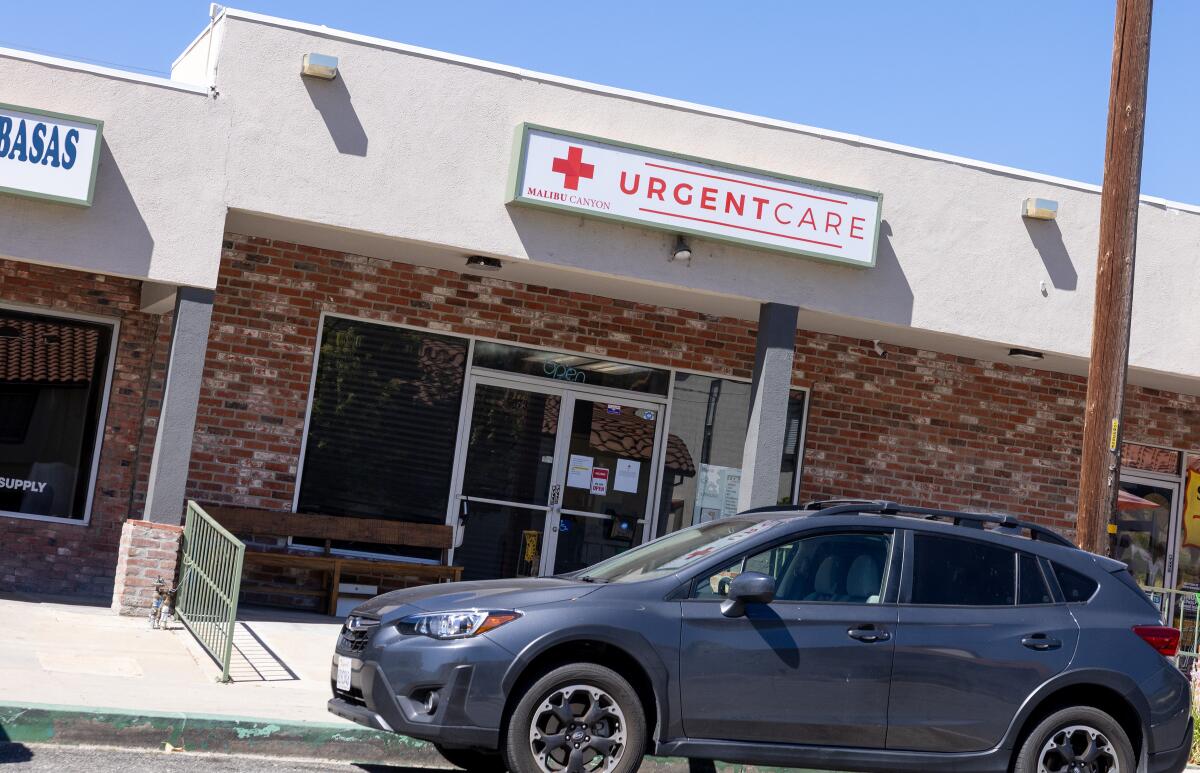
[{"xmin": 351, "ymin": 577, "xmax": 602, "ymax": 619}]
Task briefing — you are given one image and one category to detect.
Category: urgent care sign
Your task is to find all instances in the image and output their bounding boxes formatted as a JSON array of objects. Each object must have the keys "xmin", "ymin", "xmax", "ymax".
[
  {"xmin": 0, "ymin": 103, "xmax": 103, "ymax": 207},
  {"xmin": 508, "ymin": 124, "xmax": 882, "ymax": 267}
]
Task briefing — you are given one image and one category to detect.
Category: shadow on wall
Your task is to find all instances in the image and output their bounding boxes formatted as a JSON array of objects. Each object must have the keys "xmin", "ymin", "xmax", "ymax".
[
  {"xmin": 1024, "ymin": 219, "xmax": 1078, "ymax": 291},
  {"xmin": 506, "ymin": 207, "xmax": 916, "ymax": 328},
  {"xmin": 303, "ymin": 74, "xmax": 368, "ymax": 157},
  {"xmin": 0, "ymin": 140, "xmax": 154, "ymax": 278}
]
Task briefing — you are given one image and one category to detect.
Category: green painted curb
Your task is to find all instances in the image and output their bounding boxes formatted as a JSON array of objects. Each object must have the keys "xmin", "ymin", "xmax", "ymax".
[
  {"xmin": 0, "ymin": 701, "xmax": 440, "ymax": 764},
  {"xmin": 0, "ymin": 701, "xmax": 837, "ymax": 772}
]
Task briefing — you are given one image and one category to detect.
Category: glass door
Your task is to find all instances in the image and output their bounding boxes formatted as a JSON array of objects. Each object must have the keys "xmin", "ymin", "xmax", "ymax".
[
  {"xmin": 450, "ymin": 374, "xmax": 667, "ymax": 580},
  {"xmin": 453, "ymin": 378, "xmax": 565, "ymax": 581},
  {"xmin": 1113, "ymin": 474, "xmax": 1180, "ymax": 590},
  {"xmin": 543, "ymin": 394, "xmax": 665, "ymax": 575}
]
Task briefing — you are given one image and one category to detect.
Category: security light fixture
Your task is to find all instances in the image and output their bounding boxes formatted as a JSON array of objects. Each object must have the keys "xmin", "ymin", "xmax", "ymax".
[
  {"xmin": 1022, "ymin": 198, "xmax": 1059, "ymax": 220},
  {"xmin": 465, "ymin": 255, "xmax": 503, "ymax": 272},
  {"xmin": 301, "ymin": 53, "xmax": 339, "ymax": 80},
  {"xmin": 671, "ymin": 236, "xmax": 692, "ymax": 263},
  {"xmin": 1008, "ymin": 347, "xmax": 1044, "ymax": 361}
]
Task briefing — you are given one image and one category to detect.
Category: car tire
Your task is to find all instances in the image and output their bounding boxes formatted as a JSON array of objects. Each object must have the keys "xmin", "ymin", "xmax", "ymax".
[
  {"xmin": 504, "ymin": 663, "xmax": 646, "ymax": 773},
  {"xmin": 435, "ymin": 745, "xmax": 507, "ymax": 771},
  {"xmin": 1013, "ymin": 705, "xmax": 1135, "ymax": 773}
]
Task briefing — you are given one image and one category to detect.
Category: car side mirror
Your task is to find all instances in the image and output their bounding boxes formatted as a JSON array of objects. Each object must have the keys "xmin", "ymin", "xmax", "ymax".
[{"xmin": 720, "ymin": 571, "xmax": 776, "ymax": 618}]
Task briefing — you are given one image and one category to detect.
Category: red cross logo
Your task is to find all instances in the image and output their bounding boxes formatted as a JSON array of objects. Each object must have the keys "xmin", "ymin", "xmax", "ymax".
[{"xmin": 551, "ymin": 146, "xmax": 594, "ymax": 190}]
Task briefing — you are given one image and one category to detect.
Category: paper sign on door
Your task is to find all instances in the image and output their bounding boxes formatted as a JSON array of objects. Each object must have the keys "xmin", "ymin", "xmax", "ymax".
[
  {"xmin": 566, "ymin": 455, "xmax": 593, "ymax": 489},
  {"xmin": 590, "ymin": 468, "xmax": 610, "ymax": 496},
  {"xmin": 615, "ymin": 459, "xmax": 640, "ymax": 493}
]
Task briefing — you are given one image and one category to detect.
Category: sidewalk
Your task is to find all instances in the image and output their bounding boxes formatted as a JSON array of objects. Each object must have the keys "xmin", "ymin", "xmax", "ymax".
[
  {"xmin": 0, "ymin": 593, "xmax": 446, "ymax": 764},
  {"xmin": 0, "ymin": 593, "xmax": 1192, "ymax": 771},
  {"xmin": 0, "ymin": 593, "xmax": 344, "ymax": 723}
]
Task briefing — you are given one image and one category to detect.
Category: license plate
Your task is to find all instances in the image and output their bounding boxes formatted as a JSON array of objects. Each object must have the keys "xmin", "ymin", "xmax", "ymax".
[{"xmin": 336, "ymin": 655, "xmax": 353, "ymax": 691}]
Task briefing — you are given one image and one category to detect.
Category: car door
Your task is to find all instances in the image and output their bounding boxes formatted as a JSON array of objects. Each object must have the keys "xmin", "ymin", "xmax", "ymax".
[
  {"xmin": 886, "ymin": 531, "xmax": 1080, "ymax": 752},
  {"xmin": 679, "ymin": 528, "xmax": 900, "ymax": 748}
]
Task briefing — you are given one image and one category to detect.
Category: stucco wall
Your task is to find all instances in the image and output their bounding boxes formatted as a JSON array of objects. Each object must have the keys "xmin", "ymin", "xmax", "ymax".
[
  {"xmin": 211, "ymin": 14, "xmax": 1200, "ymax": 383},
  {"xmin": 0, "ymin": 53, "xmax": 228, "ymax": 288}
]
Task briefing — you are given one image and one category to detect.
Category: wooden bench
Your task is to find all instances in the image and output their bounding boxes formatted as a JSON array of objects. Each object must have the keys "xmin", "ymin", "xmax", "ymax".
[{"xmin": 205, "ymin": 506, "xmax": 463, "ymax": 615}]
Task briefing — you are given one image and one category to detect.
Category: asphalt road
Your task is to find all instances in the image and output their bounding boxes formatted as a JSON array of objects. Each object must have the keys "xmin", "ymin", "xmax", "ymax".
[{"xmin": 0, "ymin": 744, "xmax": 455, "ymax": 772}]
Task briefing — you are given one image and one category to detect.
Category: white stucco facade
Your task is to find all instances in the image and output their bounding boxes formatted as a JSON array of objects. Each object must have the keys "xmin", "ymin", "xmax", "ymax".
[{"xmin": 1, "ymin": 7, "xmax": 1197, "ymax": 390}]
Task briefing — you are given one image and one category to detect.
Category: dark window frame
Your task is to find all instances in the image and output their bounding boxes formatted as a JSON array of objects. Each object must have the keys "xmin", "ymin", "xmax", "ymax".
[{"xmin": 0, "ymin": 304, "xmax": 117, "ymax": 525}]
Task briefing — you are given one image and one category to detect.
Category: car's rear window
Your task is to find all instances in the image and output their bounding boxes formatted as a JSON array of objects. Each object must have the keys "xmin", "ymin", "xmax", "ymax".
[{"xmin": 1053, "ymin": 563, "xmax": 1099, "ymax": 603}]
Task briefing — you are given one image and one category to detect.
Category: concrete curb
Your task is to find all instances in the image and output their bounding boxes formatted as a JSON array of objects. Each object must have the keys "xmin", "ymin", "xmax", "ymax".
[
  {"xmin": 0, "ymin": 700, "xmax": 845, "ymax": 772},
  {"xmin": 0, "ymin": 701, "xmax": 444, "ymax": 765}
]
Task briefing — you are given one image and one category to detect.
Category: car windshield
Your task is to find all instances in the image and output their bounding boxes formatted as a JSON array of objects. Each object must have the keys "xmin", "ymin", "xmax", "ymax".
[{"xmin": 575, "ymin": 518, "xmax": 784, "ymax": 584}]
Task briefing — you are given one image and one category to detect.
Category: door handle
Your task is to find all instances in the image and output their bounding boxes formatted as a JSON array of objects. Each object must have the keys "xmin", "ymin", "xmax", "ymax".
[
  {"xmin": 1021, "ymin": 634, "xmax": 1062, "ymax": 651},
  {"xmin": 847, "ymin": 625, "xmax": 891, "ymax": 643}
]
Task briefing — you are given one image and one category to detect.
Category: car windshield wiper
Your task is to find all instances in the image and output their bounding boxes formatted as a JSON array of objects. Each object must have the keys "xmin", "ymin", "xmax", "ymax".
[{"xmin": 577, "ymin": 575, "xmax": 612, "ymax": 584}]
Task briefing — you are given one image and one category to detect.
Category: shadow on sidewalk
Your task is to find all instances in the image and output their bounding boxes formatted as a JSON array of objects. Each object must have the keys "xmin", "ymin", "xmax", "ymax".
[{"xmin": 0, "ymin": 726, "xmax": 33, "ymax": 764}]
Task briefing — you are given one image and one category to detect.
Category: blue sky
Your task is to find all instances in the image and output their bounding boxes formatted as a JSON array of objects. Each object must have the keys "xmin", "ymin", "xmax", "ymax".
[{"xmin": 3, "ymin": 2, "xmax": 1197, "ymax": 203}]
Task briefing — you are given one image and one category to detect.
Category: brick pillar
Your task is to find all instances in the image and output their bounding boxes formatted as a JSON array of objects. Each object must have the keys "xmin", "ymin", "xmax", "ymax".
[{"xmin": 110, "ymin": 519, "xmax": 183, "ymax": 616}]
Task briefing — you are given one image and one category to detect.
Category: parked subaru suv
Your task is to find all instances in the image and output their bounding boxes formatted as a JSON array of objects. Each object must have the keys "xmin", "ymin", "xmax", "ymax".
[{"xmin": 328, "ymin": 500, "xmax": 1192, "ymax": 773}]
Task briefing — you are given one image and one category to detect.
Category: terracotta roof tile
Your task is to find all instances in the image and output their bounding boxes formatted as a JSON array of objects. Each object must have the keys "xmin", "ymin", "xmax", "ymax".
[{"xmin": 0, "ymin": 318, "xmax": 100, "ymax": 385}]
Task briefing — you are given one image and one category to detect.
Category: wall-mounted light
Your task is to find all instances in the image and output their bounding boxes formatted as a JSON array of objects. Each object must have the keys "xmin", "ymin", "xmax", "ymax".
[
  {"xmin": 301, "ymin": 53, "xmax": 339, "ymax": 80},
  {"xmin": 1021, "ymin": 198, "xmax": 1058, "ymax": 220},
  {"xmin": 670, "ymin": 235, "xmax": 692, "ymax": 263},
  {"xmin": 465, "ymin": 255, "xmax": 503, "ymax": 272},
  {"xmin": 1008, "ymin": 347, "xmax": 1044, "ymax": 361}
]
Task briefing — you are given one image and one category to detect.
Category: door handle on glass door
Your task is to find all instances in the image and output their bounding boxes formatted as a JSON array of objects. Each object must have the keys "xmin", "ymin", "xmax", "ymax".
[
  {"xmin": 847, "ymin": 625, "xmax": 890, "ymax": 643},
  {"xmin": 1021, "ymin": 634, "xmax": 1062, "ymax": 651}
]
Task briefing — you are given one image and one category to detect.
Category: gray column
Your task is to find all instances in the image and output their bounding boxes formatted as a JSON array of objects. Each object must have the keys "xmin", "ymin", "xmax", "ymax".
[
  {"xmin": 737, "ymin": 302, "xmax": 799, "ymax": 512},
  {"xmin": 142, "ymin": 286, "xmax": 215, "ymax": 524}
]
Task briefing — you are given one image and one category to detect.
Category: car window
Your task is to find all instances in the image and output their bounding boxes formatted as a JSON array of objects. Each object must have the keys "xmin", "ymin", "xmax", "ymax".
[
  {"xmin": 1018, "ymin": 553, "xmax": 1053, "ymax": 605},
  {"xmin": 910, "ymin": 534, "xmax": 1015, "ymax": 606},
  {"xmin": 1053, "ymin": 563, "xmax": 1099, "ymax": 603},
  {"xmin": 693, "ymin": 532, "xmax": 891, "ymax": 604}
]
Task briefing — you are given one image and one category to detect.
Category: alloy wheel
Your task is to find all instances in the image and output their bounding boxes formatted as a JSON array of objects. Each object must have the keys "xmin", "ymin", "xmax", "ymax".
[
  {"xmin": 1037, "ymin": 724, "xmax": 1121, "ymax": 773},
  {"xmin": 528, "ymin": 684, "xmax": 627, "ymax": 773}
]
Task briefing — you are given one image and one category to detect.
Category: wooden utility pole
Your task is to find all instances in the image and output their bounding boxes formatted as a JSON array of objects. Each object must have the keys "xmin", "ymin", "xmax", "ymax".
[{"xmin": 1076, "ymin": 0, "xmax": 1153, "ymax": 554}]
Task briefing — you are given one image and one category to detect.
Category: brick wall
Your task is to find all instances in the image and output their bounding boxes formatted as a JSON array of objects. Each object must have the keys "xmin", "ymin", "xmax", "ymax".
[
  {"xmin": 5, "ymin": 238, "xmax": 1199, "ymax": 604},
  {"xmin": 194, "ymin": 234, "xmax": 1200, "ymax": 554},
  {"xmin": 186, "ymin": 234, "xmax": 758, "ymax": 512},
  {"xmin": 792, "ymin": 338, "xmax": 1200, "ymax": 539},
  {"xmin": 0, "ymin": 258, "xmax": 166, "ymax": 599}
]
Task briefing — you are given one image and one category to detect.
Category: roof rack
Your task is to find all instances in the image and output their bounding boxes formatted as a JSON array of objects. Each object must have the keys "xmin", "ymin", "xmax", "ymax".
[
  {"xmin": 741, "ymin": 499, "xmax": 1075, "ymax": 548},
  {"xmin": 804, "ymin": 500, "xmax": 1076, "ymax": 548}
]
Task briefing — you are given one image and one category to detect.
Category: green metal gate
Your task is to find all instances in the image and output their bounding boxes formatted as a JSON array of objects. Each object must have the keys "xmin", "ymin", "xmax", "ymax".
[{"xmin": 176, "ymin": 501, "xmax": 245, "ymax": 682}]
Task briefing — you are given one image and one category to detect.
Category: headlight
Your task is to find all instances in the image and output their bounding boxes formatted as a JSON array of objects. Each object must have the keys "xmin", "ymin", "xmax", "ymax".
[{"xmin": 398, "ymin": 610, "xmax": 522, "ymax": 639}]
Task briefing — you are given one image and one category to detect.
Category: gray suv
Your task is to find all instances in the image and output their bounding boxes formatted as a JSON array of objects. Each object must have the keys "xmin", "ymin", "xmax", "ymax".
[{"xmin": 328, "ymin": 500, "xmax": 1193, "ymax": 773}]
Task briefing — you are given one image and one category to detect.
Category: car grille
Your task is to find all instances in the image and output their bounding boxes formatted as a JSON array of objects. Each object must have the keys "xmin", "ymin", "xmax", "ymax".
[{"xmin": 339, "ymin": 615, "xmax": 380, "ymax": 653}]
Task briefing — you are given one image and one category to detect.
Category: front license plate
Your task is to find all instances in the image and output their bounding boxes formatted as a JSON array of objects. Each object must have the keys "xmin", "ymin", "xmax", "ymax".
[{"xmin": 336, "ymin": 655, "xmax": 353, "ymax": 691}]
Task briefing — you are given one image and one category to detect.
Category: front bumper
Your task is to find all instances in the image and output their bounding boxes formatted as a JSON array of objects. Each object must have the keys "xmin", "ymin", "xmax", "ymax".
[{"xmin": 328, "ymin": 621, "xmax": 512, "ymax": 750}]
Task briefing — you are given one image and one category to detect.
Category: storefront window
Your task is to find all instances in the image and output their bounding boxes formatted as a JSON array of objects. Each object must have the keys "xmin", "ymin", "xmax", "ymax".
[
  {"xmin": 296, "ymin": 317, "xmax": 467, "ymax": 553},
  {"xmin": 777, "ymin": 390, "xmax": 808, "ymax": 505},
  {"xmin": 0, "ymin": 308, "xmax": 114, "ymax": 521},
  {"xmin": 656, "ymin": 376, "xmax": 808, "ymax": 536},
  {"xmin": 655, "ymin": 374, "xmax": 751, "ymax": 535}
]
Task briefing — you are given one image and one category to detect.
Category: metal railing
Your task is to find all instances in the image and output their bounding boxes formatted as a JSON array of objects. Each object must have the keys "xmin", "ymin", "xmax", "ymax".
[
  {"xmin": 1141, "ymin": 585, "xmax": 1200, "ymax": 674},
  {"xmin": 176, "ymin": 501, "xmax": 245, "ymax": 682}
]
